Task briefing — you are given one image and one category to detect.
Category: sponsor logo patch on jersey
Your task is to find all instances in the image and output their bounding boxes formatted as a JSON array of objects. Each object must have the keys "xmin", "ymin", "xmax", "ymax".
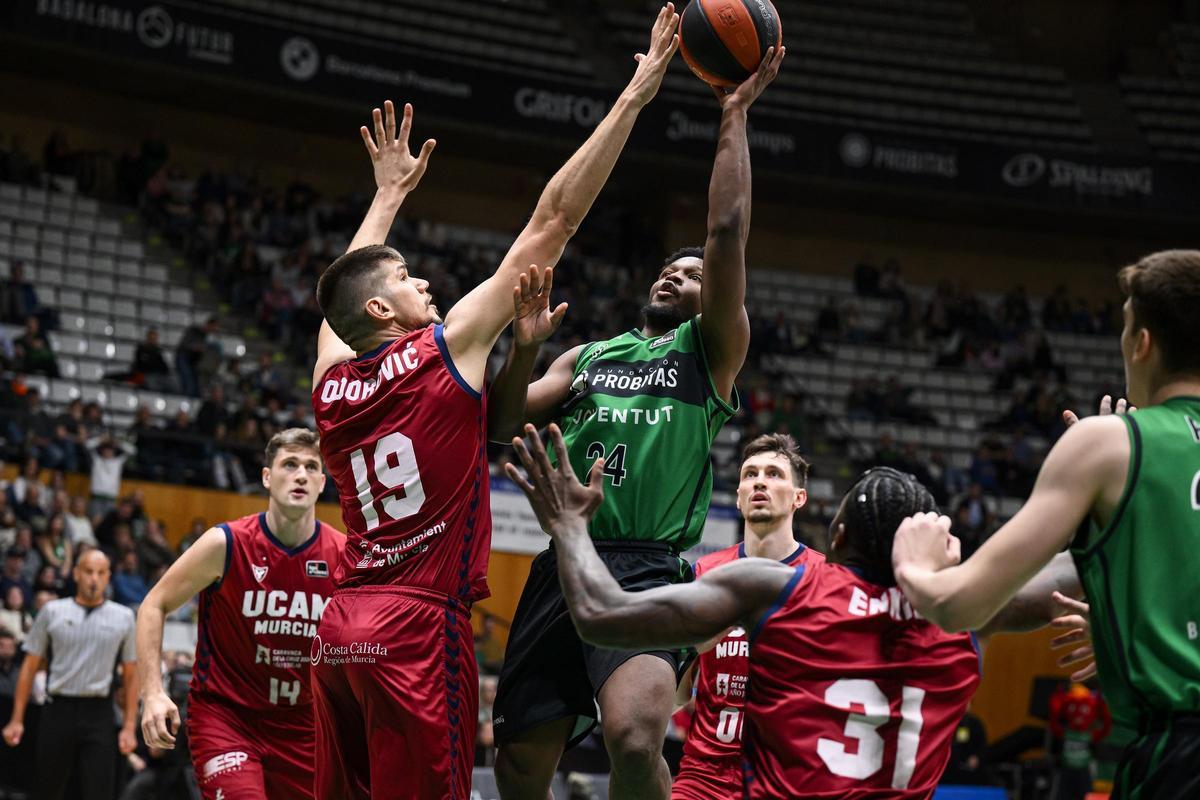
[
  {"xmin": 252, "ymin": 564, "xmax": 268, "ymax": 583},
  {"xmin": 649, "ymin": 329, "xmax": 677, "ymax": 349},
  {"xmin": 306, "ymin": 560, "xmax": 329, "ymax": 578}
]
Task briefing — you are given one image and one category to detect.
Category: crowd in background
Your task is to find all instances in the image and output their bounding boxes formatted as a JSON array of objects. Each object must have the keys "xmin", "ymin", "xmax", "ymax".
[{"xmin": 0, "ymin": 130, "xmax": 1130, "ymax": 563}]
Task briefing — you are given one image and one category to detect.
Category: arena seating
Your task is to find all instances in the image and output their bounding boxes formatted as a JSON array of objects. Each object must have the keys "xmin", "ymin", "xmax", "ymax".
[
  {"xmin": 0, "ymin": 172, "xmax": 1131, "ymax": 513},
  {"xmin": 606, "ymin": 0, "xmax": 1094, "ymax": 149},
  {"xmin": 211, "ymin": 0, "xmax": 596, "ymax": 79},
  {"xmin": 0, "ymin": 181, "xmax": 247, "ymax": 429}
]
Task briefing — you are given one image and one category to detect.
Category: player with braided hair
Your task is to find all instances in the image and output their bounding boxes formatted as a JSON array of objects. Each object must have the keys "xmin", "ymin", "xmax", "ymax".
[
  {"xmin": 840, "ymin": 467, "xmax": 938, "ymax": 587},
  {"xmin": 499, "ymin": 424, "xmax": 1082, "ymax": 798}
]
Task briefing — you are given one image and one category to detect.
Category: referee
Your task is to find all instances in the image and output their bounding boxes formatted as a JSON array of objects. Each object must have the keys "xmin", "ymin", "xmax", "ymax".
[{"xmin": 2, "ymin": 549, "xmax": 138, "ymax": 800}]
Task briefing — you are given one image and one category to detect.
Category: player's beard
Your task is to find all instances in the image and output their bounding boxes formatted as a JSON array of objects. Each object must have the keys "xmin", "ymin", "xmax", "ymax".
[
  {"xmin": 641, "ymin": 301, "xmax": 686, "ymax": 331},
  {"xmin": 745, "ymin": 507, "xmax": 785, "ymax": 524}
]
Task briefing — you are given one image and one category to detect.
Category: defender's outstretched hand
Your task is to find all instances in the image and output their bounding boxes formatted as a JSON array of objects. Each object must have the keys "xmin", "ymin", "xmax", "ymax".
[
  {"xmin": 714, "ymin": 45, "xmax": 786, "ymax": 110},
  {"xmin": 359, "ymin": 100, "xmax": 437, "ymax": 194},
  {"xmin": 1063, "ymin": 393, "xmax": 1135, "ymax": 428},
  {"xmin": 626, "ymin": 3, "xmax": 681, "ymax": 107},
  {"xmin": 512, "ymin": 265, "xmax": 568, "ymax": 349},
  {"xmin": 507, "ymin": 424, "xmax": 604, "ymax": 535}
]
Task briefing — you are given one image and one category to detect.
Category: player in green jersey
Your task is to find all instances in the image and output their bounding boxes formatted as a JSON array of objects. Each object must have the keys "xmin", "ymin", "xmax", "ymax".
[
  {"xmin": 485, "ymin": 45, "xmax": 786, "ymax": 800},
  {"xmin": 893, "ymin": 250, "xmax": 1200, "ymax": 799}
]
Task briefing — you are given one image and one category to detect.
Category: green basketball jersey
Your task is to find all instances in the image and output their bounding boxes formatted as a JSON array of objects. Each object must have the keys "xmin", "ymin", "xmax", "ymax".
[
  {"xmin": 554, "ymin": 318, "xmax": 738, "ymax": 550},
  {"xmin": 1070, "ymin": 397, "xmax": 1200, "ymax": 730}
]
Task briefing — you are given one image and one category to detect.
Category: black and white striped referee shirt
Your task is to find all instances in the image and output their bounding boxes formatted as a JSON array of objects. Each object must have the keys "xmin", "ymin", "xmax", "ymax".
[{"xmin": 22, "ymin": 598, "xmax": 136, "ymax": 698}]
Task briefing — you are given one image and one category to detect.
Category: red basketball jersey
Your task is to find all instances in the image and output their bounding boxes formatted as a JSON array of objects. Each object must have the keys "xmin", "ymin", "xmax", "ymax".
[
  {"xmin": 685, "ymin": 542, "xmax": 825, "ymax": 763},
  {"xmin": 312, "ymin": 326, "xmax": 491, "ymax": 602},
  {"xmin": 190, "ymin": 513, "xmax": 342, "ymax": 713},
  {"xmin": 744, "ymin": 561, "xmax": 981, "ymax": 800}
]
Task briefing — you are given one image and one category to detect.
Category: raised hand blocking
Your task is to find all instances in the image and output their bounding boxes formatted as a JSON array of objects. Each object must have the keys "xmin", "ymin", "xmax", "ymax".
[
  {"xmin": 512, "ymin": 265, "xmax": 568, "ymax": 349},
  {"xmin": 359, "ymin": 100, "xmax": 437, "ymax": 195},
  {"xmin": 626, "ymin": 3, "xmax": 682, "ymax": 106}
]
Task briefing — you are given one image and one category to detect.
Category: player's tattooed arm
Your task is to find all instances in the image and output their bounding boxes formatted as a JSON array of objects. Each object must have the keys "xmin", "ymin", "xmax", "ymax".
[
  {"xmin": 136, "ymin": 527, "xmax": 228, "ymax": 749},
  {"xmin": 698, "ymin": 46, "xmax": 785, "ymax": 402},
  {"xmin": 315, "ymin": 100, "xmax": 436, "ymax": 383},
  {"xmin": 442, "ymin": 5, "xmax": 680, "ymax": 390},
  {"xmin": 507, "ymin": 424, "xmax": 793, "ymax": 649},
  {"xmin": 893, "ymin": 415, "xmax": 1127, "ymax": 633}
]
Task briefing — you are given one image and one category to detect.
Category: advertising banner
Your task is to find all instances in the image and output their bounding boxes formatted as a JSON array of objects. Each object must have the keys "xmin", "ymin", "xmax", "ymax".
[{"xmin": 8, "ymin": 0, "xmax": 1197, "ymax": 215}]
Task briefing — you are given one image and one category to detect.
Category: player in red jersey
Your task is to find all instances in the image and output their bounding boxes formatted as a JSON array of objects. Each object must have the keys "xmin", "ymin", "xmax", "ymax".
[
  {"xmin": 135, "ymin": 429, "xmax": 342, "ymax": 800},
  {"xmin": 308, "ymin": 9, "xmax": 681, "ymax": 797},
  {"xmin": 503, "ymin": 425, "xmax": 1085, "ymax": 799},
  {"xmin": 672, "ymin": 433, "xmax": 824, "ymax": 800}
]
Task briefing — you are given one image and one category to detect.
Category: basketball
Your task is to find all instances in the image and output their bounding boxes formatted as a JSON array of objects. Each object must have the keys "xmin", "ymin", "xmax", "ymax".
[{"xmin": 678, "ymin": 0, "xmax": 782, "ymax": 88}]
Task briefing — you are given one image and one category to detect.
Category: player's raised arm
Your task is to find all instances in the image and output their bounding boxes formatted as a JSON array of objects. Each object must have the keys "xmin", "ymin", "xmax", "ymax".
[
  {"xmin": 443, "ymin": 4, "xmax": 680, "ymax": 392},
  {"xmin": 136, "ymin": 527, "xmax": 228, "ymax": 749},
  {"xmin": 892, "ymin": 414, "xmax": 1128, "ymax": 633},
  {"xmin": 506, "ymin": 424, "xmax": 793, "ymax": 648},
  {"xmin": 315, "ymin": 100, "xmax": 437, "ymax": 384},
  {"xmin": 486, "ymin": 264, "xmax": 583, "ymax": 441},
  {"xmin": 697, "ymin": 46, "xmax": 784, "ymax": 402}
]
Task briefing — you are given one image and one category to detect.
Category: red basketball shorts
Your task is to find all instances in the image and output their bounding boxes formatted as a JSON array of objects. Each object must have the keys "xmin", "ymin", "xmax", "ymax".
[
  {"xmin": 671, "ymin": 753, "xmax": 744, "ymax": 800},
  {"xmin": 312, "ymin": 585, "xmax": 478, "ymax": 800},
  {"xmin": 187, "ymin": 696, "xmax": 315, "ymax": 800}
]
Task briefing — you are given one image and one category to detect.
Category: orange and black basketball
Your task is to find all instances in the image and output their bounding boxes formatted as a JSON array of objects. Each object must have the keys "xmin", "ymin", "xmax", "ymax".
[{"xmin": 679, "ymin": 0, "xmax": 782, "ymax": 88}]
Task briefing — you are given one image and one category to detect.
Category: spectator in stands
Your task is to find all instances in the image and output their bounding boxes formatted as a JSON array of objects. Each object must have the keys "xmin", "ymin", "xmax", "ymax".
[
  {"xmin": 209, "ymin": 423, "xmax": 248, "ymax": 492},
  {"xmin": 956, "ymin": 482, "xmax": 997, "ymax": 535},
  {"xmin": 17, "ymin": 389, "xmax": 73, "ymax": 471},
  {"xmin": 64, "ymin": 494, "xmax": 95, "ymax": 548},
  {"xmin": 0, "ymin": 628, "xmax": 21, "ymax": 692},
  {"xmin": 0, "ymin": 587, "xmax": 30, "ymax": 643},
  {"xmin": 13, "ymin": 317, "xmax": 57, "ymax": 377},
  {"xmin": 0, "ymin": 549, "xmax": 31, "ymax": 609},
  {"xmin": 0, "ymin": 263, "xmax": 44, "ymax": 329},
  {"xmin": 13, "ymin": 487, "xmax": 46, "ymax": 531},
  {"xmin": 81, "ymin": 400, "xmax": 110, "ymax": 439},
  {"xmin": 0, "ymin": 502, "xmax": 14, "ymax": 551},
  {"xmin": 129, "ymin": 405, "xmax": 157, "ymax": 438},
  {"xmin": 195, "ymin": 384, "xmax": 229, "ymax": 436},
  {"xmin": 87, "ymin": 436, "xmax": 134, "ymax": 520},
  {"xmin": 11, "ymin": 529, "xmax": 38, "ymax": 588},
  {"xmin": 95, "ymin": 497, "xmax": 137, "ymax": 552},
  {"xmin": 252, "ymin": 352, "xmax": 287, "ymax": 402},
  {"xmin": 35, "ymin": 514, "xmax": 72, "ymax": 582},
  {"xmin": 130, "ymin": 328, "xmax": 173, "ymax": 392},
  {"xmin": 968, "ymin": 443, "xmax": 1001, "ymax": 492},
  {"xmin": 135, "ymin": 519, "xmax": 173, "ymax": 579},
  {"xmin": 111, "ymin": 550, "xmax": 148, "ymax": 606},
  {"xmin": 174, "ymin": 316, "xmax": 219, "ymax": 397},
  {"xmin": 54, "ymin": 398, "xmax": 88, "ymax": 472},
  {"xmin": 32, "ymin": 564, "xmax": 64, "ymax": 597},
  {"xmin": 177, "ymin": 518, "xmax": 206, "ymax": 554}
]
